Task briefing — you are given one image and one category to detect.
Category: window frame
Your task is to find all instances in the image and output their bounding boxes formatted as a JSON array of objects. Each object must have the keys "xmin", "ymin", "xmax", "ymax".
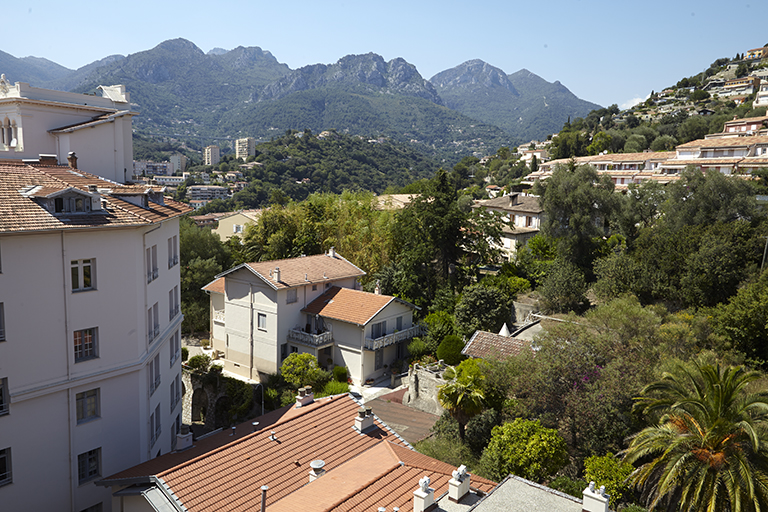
[
  {"xmin": 169, "ymin": 330, "xmax": 180, "ymax": 366},
  {"xmin": 76, "ymin": 388, "xmax": 100, "ymax": 424},
  {"xmin": 257, "ymin": 312, "xmax": 267, "ymax": 331},
  {"xmin": 167, "ymin": 236, "xmax": 178, "ymax": 269},
  {"xmin": 77, "ymin": 448, "xmax": 101, "ymax": 485},
  {"xmin": 149, "ymin": 354, "xmax": 161, "ymax": 396},
  {"xmin": 0, "ymin": 302, "xmax": 5, "ymax": 342},
  {"xmin": 286, "ymin": 288, "xmax": 298, "ymax": 304},
  {"xmin": 0, "ymin": 377, "xmax": 8, "ymax": 416},
  {"xmin": 147, "ymin": 245, "xmax": 158, "ymax": 283},
  {"xmin": 0, "ymin": 447, "xmax": 11, "ymax": 487},
  {"xmin": 74, "ymin": 328, "xmax": 98, "ymax": 362},
  {"xmin": 71, "ymin": 259, "xmax": 95, "ymax": 292}
]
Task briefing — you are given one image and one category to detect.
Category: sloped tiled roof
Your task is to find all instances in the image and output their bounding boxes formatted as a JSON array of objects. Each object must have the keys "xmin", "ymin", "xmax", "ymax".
[
  {"xmin": 463, "ymin": 331, "xmax": 532, "ymax": 359},
  {"xmin": 474, "ymin": 194, "xmax": 542, "ymax": 214},
  {"xmin": 303, "ymin": 286, "xmax": 415, "ymax": 326},
  {"xmin": 101, "ymin": 394, "xmax": 493, "ymax": 512},
  {"xmin": 221, "ymin": 253, "xmax": 366, "ymax": 290},
  {"xmin": 676, "ymin": 135, "xmax": 768, "ymax": 149},
  {"xmin": 202, "ymin": 277, "xmax": 225, "ymax": 294},
  {"xmin": 0, "ymin": 160, "xmax": 191, "ymax": 233}
]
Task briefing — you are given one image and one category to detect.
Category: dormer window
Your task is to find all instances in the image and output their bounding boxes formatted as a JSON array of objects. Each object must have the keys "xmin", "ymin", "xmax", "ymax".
[{"xmin": 53, "ymin": 195, "xmax": 91, "ymax": 214}]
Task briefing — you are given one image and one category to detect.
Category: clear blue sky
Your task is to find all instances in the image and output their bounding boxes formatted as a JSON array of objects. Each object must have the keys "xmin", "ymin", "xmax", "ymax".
[{"xmin": 3, "ymin": 0, "xmax": 764, "ymax": 110}]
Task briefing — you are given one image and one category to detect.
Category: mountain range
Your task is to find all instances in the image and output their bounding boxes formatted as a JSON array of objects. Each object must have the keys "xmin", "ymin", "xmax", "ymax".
[{"xmin": 1, "ymin": 39, "xmax": 601, "ymax": 159}]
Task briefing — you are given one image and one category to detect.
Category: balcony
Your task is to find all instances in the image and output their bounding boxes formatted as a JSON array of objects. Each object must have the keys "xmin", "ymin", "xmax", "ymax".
[
  {"xmin": 213, "ymin": 310, "xmax": 225, "ymax": 324},
  {"xmin": 364, "ymin": 324, "xmax": 424, "ymax": 351},
  {"xmin": 288, "ymin": 328, "xmax": 333, "ymax": 347}
]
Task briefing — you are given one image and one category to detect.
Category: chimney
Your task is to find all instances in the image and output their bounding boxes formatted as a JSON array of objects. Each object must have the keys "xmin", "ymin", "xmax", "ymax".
[
  {"xmin": 175, "ymin": 424, "xmax": 193, "ymax": 451},
  {"xmin": 413, "ymin": 476, "xmax": 435, "ymax": 512},
  {"xmin": 274, "ymin": 267, "xmax": 280, "ymax": 282},
  {"xmin": 582, "ymin": 482, "xmax": 610, "ymax": 512},
  {"xmin": 354, "ymin": 407, "xmax": 374, "ymax": 432},
  {"xmin": 374, "ymin": 279, "xmax": 381, "ymax": 295},
  {"xmin": 309, "ymin": 459, "xmax": 326, "ymax": 482},
  {"xmin": 38, "ymin": 154, "xmax": 58, "ymax": 166},
  {"xmin": 448, "ymin": 465, "xmax": 470, "ymax": 502},
  {"xmin": 295, "ymin": 386, "xmax": 314, "ymax": 407},
  {"xmin": 328, "ymin": 246, "xmax": 336, "ymax": 258},
  {"xmin": 260, "ymin": 485, "xmax": 268, "ymax": 512},
  {"xmin": 67, "ymin": 151, "xmax": 78, "ymax": 169}
]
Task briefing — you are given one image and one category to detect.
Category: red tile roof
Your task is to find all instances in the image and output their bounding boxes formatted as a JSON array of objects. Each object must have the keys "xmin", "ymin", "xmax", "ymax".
[
  {"xmin": 463, "ymin": 331, "xmax": 532, "ymax": 359},
  {"xmin": 303, "ymin": 287, "xmax": 410, "ymax": 326},
  {"xmin": 101, "ymin": 394, "xmax": 493, "ymax": 511},
  {"xmin": 202, "ymin": 277, "xmax": 225, "ymax": 295},
  {"xmin": 224, "ymin": 253, "xmax": 366, "ymax": 290},
  {"xmin": 0, "ymin": 160, "xmax": 191, "ymax": 233}
]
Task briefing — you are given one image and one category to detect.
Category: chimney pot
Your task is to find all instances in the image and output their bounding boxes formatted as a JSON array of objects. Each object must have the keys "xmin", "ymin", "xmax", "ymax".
[
  {"xmin": 355, "ymin": 406, "xmax": 374, "ymax": 432},
  {"xmin": 329, "ymin": 246, "xmax": 336, "ymax": 258},
  {"xmin": 230, "ymin": 426, "xmax": 236, "ymax": 436},
  {"xmin": 413, "ymin": 476, "xmax": 435, "ymax": 512},
  {"xmin": 252, "ymin": 421, "xmax": 259, "ymax": 432},
  {"xmin": 260, "ymin": 485, "xmax": 268, "ymax": 512},
  {"xmin": 274, "ymin": 267, "xmax": 280, "ymax": 282},
  {"xmin": 582, "ymin": 481, "xmax": 610, "ymax": 512},
  {"xmin": 67, "ymin": 151, "xmax": 78, "ymax": 169},
  {"xmin": 448, "ymin": 465, "xmax": 470, "ymax": 502}
]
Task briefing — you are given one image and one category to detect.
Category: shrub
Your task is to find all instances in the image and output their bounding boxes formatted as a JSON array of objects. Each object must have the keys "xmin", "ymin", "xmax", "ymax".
[
  {"xmin": 413, "ymin": 436, "xmax": 475, "ymax": 469},
  {"xmin": 200, "ymin": 339, "xmax": 210, "ymax": 349},
  {"xmin": 549, "ymin": 476, "xmax": 588, "ymax": 499},
  {"xmin": 407, "ymin": 337, "xmax": 430, "ymax": 360},
  {"xmin": 318, "ymin": 380, "xmax": 350, "ymax": 397},
  {"xmin": 187, "ymin": 354, "xmax": 212, "ymax": 372},
  {"xmin": 465, "ymin": 408, "xmax": 501, "ymax": 456},
  {"xmin": 539, "ymin": 260, "xmax": 588, "ymax": 314},
  {"xmin": 181, "ymin": 346, "xmax": 189, "ymax": 362},
  {"xmin": 280, "ymin": 353, "xmax": 325, "ymax": 388},
  {"xmin": 583, "ymin": 452, "xmax": 634, "ymax": 508},
  {"xmin": 436, "ymin": 335, "xmax": 465, "ymax": 365},
  {"xmin": 332, "ymin": 365, "xmax": 348, "ymax": 383}
]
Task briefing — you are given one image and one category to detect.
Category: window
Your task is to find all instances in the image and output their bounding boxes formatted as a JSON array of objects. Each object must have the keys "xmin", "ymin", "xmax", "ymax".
[
  {"xmin": 371, "ymin": 321, "xmax": 387, "ymax": 339},
  {"xmin": 257, "ymin": 313, "xmax": 267, "ymax": 331},
  {"xmin": 233, "ymin": 224, "xmax": 243, "ymax": 234},
  {"xmin": 169, "ymin": 286, "xmax": 179, "ymax": 321},
  {"xmin": 290, "ymin": 346, "xmax": 298, "ymax": 354},
  {"xmin": 312, "ymin": 284, "xmax": 317, "ymax": 291},
  {"xmin": 74, "ymin": 328, "xmax": 98, "ymax": 362},
  {"xmin": 80, "ymin": 504, "xmax": 103, "ymax": 512},
  {"xmin": 286, "ymin": 288, "xmax": 297, "ymax": 304},
  {"xmin": 169, "ymin": 330, "xmax": 180, "ymax": 366},
  {"xmin": 167, "ymin": 236, "xmax": 178, "ymax": 268},
  {"xmin": 71, "ymin": 259, "xmax": 95, "ymax": 291},
  {"xmin": 149, "ymin": 354, "xmax": 161, "ymax": 396},
  {"xmin": 76, "ymin": 389, "xmax": 99, "ymax": 423},
  {"xmin": 54, "ymin": 195, "xmax": 90, "ymax": 214},
  {"xmin": 0, "ymin": 303, "xmax": 4, "ymax": 342},
  {"xmin": 375, "ymin": 349, "xmax": 383, "ymax": 370},
  {"xmin": 0, "ymin": 447, "xmax": 11, "ymax": 486},
  {"xmin": 170, "ymin": 374, "xmax": 180, "ymax": 412},
  {"xmin": 281, "ymin": 343, "xmax": 288, "ymax": 361},
  {"xmin": 0, "ymin": 378, "xmax": 8, "ymax": 416},
  {"xmin": 396, "ymin": 316, "xmax": 403, "ymax": 331},
  {"xmin": 146, "ymin": 245, "xmax": 158, "ymax": 283},
  {"xmin": 150, "ymin": 404, "xmax": 161, "ymax": 447},
  {"xmin": 148, "ymin": 303, "xmax": 159, "ymax": 342},
  {"xmin": 77, "ymin": 448, "xmax": 101, "ymax": 484}
]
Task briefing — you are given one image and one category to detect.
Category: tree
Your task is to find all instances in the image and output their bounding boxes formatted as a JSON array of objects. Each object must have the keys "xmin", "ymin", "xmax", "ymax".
[
  {"xmin": 454, "ymin": 283, "xmax": 513, "ymax": 337},
  {"xmin": 712, "ymin": 270, "xmax": 768, "ymax": 361},
  {"xmin": 437, "ymin": 360, "xmax": 486, "ymax": 441},
  {"xmin": 538, "ymin": 260, "xmax": 588, "ymax": 314},
  {"xmin": 436, "ymin": 335, "xmax": 465, "ymax": 365},
  {"xmin": 584, "ymin": 453, "xmax": 635, "ymax": 508},
  {"xmin": 280, "ymin": 353, "xmax": 328, "ymax": 389},
  {"xmin": 534, "ymin": 164, "xmax": 619, "ymax": 272},
  {"xmin": 478, "ymin": 418, "xmax": 568, "ymax": 482},
  {"xmin": 623, "ymin": 363, "xmax": 768, "ymax": 511}
]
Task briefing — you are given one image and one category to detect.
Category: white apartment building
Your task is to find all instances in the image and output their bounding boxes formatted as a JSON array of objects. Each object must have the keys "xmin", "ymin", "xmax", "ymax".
[
  {"xmin": 169, "ymin": 154, "xmax": 187, "ymax": 174},
  {"xmin": 0, "ymin": 74, "xmax": 134, "ymax": 183},
  {"xmin": 0, "ymin": 160, "xmax": 190, "ymax": 511},
  {"xmin": 203, "ymin": 145, "xmax": 220, "ymax": 166},
  {"xmin": 203, "ymin": 250, "xmax": 420, "ymax": 385},
  {"xmin": 133, "ymin": 160, "xmax": 174, "ymax": 177},
  {"xmin": 187, "ymin": 185, "xmax": 229, "ymax": 201},
  {"xmin": 235, "ymin": 137, "xmax": 256, "ymax": 160}
]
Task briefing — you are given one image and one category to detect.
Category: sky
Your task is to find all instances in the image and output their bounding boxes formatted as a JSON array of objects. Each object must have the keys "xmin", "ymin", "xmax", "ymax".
[{"xmin": 3, "ymin": 0, "xmax": 765, "ymax": 110}]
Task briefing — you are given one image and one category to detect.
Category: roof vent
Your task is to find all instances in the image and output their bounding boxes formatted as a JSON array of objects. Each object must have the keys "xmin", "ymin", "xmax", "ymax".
[
  {"xmin": 413, "ymin": 476, "xmax": 435, "ymax": 512},
  {"xmin": 269, "ymin": 431, "xmax": 277, "ymax": 441},
  {"xmin": 354, "ymin": 406, "xmax": 374, "ymax": 433},
  {"xmin": 328, "ymin": 246, "xmax": 336, "ymax": 258},
  {"xmin": 309, "ymin": 459, "xmax": 326, "ymax": 482},
  {"xmin": 260, "ymin": 485, "xmax": 268, "ymax": 512},
  {"xmin": 305, "ymin": 273, "xmax": 309, "ymax": 282},
  {"xmin": 274, "ymin": 267, "xmax": 280, "ymax": 282}
]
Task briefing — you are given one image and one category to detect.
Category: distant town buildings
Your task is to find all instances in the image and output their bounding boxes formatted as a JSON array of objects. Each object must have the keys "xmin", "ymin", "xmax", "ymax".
[
  {"xmin": 169, "ymin": 153, "xmax": 187, "ymax": 173},
  {"xmin": 133, "ymin": 160, "xmax": 174, "ymax": 177},
  {"xmin": 235, "ymin": 137, "xmax": 256, "ymax": 160},
  {"xmin": 204, "ymin": 145, "xmax": 220, "ymax": 166}
]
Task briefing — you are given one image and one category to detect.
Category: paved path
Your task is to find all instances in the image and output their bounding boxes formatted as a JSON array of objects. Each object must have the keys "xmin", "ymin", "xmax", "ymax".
[{"xmin": 367, "ymin": 390, "xmax": 439, "ymax": 445}]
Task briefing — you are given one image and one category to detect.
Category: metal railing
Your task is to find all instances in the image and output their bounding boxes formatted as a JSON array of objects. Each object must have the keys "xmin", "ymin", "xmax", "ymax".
[
  {"xmin": 287, "ymin": 329, "xmax": 333, "ymax": 346},
  {"xmin": 364, "ymin": 324, "xmax": 423, "ymax": 351},
  {"xmin": 213, "ymin": 310, "xmax": 225, "ymax": 323}
]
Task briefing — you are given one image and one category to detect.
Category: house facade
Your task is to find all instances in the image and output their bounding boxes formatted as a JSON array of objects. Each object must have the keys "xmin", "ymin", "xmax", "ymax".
[
  {"xmin": 204, "ymin": 251, "xmax": 419, "ymax": 384},
  {"xmin": 473, "ymin": 193, "xmax": 543, "ymax": 259},
  {"xmin": 0, "ymin": 159, "xmax": 191, "ymax": 512},
  {"xmin": 0, "ymin": 74, "xmax": 134, "ymax": 183}
]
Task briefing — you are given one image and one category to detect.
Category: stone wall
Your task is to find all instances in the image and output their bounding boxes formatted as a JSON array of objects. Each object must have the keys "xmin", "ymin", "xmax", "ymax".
[
  {"xmin": 513, "ymin": 300, "xmax": 540, "ymax": 325},
  {"xmin": 402, "ymin": 363, "xmax": 448, "ymax": 416},
  {"xmin": 181, "ymin": 369, "xmax": 262, "ymax": 432}
]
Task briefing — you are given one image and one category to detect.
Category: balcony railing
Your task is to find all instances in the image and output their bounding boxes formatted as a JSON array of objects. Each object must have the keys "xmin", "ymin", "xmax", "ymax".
[
  {"xmin": 364, "ymin": 324, "xmax": 424, "ymax": 351},
  {"xmin": 213, "ymin": 310, "xmax": 225, "ymax": 323},
  {"xmin": 288, "ymin": 328, "xmax": 333, "ymax": 347}
]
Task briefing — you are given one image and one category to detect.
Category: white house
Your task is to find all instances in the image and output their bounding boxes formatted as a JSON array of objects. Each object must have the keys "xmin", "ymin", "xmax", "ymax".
[
  {"xmin": 0, "ymin": 74, "xmax": 135, "ymax": 183},
  {"xmin": 473, "ymin": 193, "xmax": 544, "ymax": 259},
  {"xmin": 0, "ymin": 157, "xmax": 191, "ymax": 512},
  {"xmin": 204, "ymin": 250, "xmax": 420, "ymax": 385}
]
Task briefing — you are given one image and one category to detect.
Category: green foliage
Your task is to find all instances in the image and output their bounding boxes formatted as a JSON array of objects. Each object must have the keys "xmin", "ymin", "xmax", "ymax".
[
  {"xmin": 280, "ymin": 353, "xmax": 329, "ymax": 389},
  {"xmin": 538, "ymin": 260, "xmax": 588, "ymax": 314},
  {"xmin": 438, "ymin": 360, "xmax": 486, "ymax": 440},
  {"xmin": 332, "ymin": 365, "xmax": 348, "ymax": 383},
  {"xmin": 454, "ymin": 283, "xmax": 514, "ymax": 337},
  {"xmin": 515, "ymin": 234, "xmax": 557, "ymax": 287},
  {"xmin": 423, "ymin": 311, "xmax": 457, "ymax": 353},
  {"xmin": 224, "ymin": 377, "xmax": 254, "ymax": 424},
  {"xmin": 181, "ymin": 346, "xmax": 189, "ymax": 362},
  {"xmin": 478, "ymin": 418, "xmax": 568, "ymax": 482},
  {"xmin": 625, "ymin": 363, "xmax": 768, "ymax": 511},
  {"xmin": 711, "ymin": 271, "xmax": 768, "ymax": 361},
  {"xmin": 583, "ymin": 453, "xmax": 634, "ymax": 507},
  {"xmin": 187, "ymin": 354, "xmax": 212, "ymax": 372},
  {"xmin": 413, "ymin": 435, "xmax": 476, "ymax": 470},
  {"xmin": 436, "ymin": 335, "xmax": 466, "ymax": 366},
  {"xmin": 317, "ymin": 380, "xmax": 350, "ymax": 397},
  {"xmin": 549, "ymin": 476, "xmax": 588, "ymax": 499},
  {"xmin": 407, "ymin": 338, "xmax": 430, "ymax": 360}
]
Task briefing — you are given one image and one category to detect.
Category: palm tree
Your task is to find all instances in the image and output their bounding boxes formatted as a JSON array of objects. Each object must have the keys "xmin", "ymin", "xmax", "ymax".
[
  {"xmin": 623, "ymin": 362, "xmax": 768, "ymax": 511},
  {"xmin": 437, "ymin": 364, "xmax": 485, "ymax": 441}
]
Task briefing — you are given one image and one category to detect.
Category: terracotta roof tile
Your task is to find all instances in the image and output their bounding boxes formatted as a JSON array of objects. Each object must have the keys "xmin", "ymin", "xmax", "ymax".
[
  {"xmin": 463, "ymin": 331, "xmax": 532, "ymax": 359},
  {"xmin": 677, "ymin": 135, "xmax": 768, "ymax": 149},
  {"xmin": 303, "ymin": 287, "xmax": 408, "ymax": 326},
  {"xmin": 202, "ymin": 277, "xmax": 225, "ymax": 294},
  {"xmin": 235, "ymin": 253, "xmax": 366, "ymax": 290}
]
